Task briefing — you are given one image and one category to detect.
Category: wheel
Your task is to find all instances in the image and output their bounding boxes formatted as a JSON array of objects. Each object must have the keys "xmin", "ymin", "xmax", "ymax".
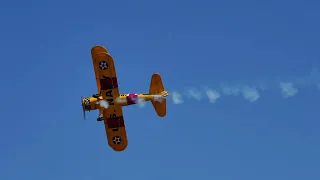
[
  {"xmin": 93, "ymin": 94, "xmax": 100, "ymax": 98},
  {"xmin": 97, "ymin": 116, "xmax": 104, "ymax": 121}
]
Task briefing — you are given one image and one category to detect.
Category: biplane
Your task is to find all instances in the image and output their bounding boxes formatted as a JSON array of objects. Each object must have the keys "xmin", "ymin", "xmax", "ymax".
[{"xmin": 81, "ymin": 45, "xmax": 169, "ymax": 152}]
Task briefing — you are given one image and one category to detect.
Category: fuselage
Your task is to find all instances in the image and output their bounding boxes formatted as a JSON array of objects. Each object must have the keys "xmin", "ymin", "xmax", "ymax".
[{"xmin": 82, "ymin": 93, "xmax": 162, "ymax": 111}]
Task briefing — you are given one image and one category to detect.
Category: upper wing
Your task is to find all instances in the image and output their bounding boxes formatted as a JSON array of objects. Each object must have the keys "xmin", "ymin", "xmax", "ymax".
[
  {"xmin": 91, "ymin": 45, "xmax": 128, "ymax": 151},
  {"xmin": 91, "ymin": 46, "xmax": 119, "ymax": 94}
]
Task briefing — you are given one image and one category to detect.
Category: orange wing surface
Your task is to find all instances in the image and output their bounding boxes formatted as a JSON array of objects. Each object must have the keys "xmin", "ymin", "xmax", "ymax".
[
  {"xmin": 91, "ymin": 45, "xmax": 128, "ymax": 151},
  {"xmin": 103, "ymin": 105, "xmax": 128, "ymax": 151}
]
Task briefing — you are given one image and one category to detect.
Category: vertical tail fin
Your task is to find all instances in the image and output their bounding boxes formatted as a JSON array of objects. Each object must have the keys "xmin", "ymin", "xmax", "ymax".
[{"xmin": 149, "ymin": 73, "xmax": 168, "ymax": 117}]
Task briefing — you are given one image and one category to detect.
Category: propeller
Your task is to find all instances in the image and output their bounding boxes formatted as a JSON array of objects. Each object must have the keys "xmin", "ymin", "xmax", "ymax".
[{"xmin": 81, "ymin": 96, "xmax": 86, "ymax": 120}]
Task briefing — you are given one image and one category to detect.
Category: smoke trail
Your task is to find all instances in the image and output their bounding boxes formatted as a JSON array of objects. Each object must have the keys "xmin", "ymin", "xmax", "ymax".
[
  {"xmin": 136, "ymin": 98, "xmax": 146, "ymax": 108},
  {"xmin": 204, "ymin": 88, "xmax": 220, "ymax": 103},
  {"xmin": 165, "ymin": 68, "xmax": 320, "ymax": 104},
  {"xmin": 241, "ymin": 86, "xmax": 260, "ymax": 102},
  {"xmin": 220, "ymin": 85, "xmax": 241, "ymax": 96},
  {"xmin": 185, "ymin": 88, "xmax": 202, "ymax": 101},
  {"xmin": 153, "ymin": 95, "xmax": 165, "ymax": 103},
  {"xmin": 116, "ymin": 97, "xmax": 127, "ymax": 104},
  {"xmin": 171, "ymin": 91, "xmax": 183, "ymax": 104},
  {"xmin": 279, "ymin": 82, "xmax": 298, "ymax": 98}
]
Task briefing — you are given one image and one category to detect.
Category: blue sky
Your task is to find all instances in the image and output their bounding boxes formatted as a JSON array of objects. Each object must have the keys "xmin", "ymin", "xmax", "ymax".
[{"xmin": 1, "ymin": 0, "xmax": 320, "ymax": 179}]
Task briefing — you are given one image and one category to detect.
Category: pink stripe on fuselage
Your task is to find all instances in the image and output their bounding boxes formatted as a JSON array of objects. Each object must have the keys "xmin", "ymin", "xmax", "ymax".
[{"xmin": 126, "ymin": 93, "xmax": 138, "ymax": 105}]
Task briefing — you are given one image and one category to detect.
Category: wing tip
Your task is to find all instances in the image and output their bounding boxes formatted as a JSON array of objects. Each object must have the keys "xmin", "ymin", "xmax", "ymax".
[{"xmin": 91, "ymin": 45, "xmax": 109, "ymax": 55}]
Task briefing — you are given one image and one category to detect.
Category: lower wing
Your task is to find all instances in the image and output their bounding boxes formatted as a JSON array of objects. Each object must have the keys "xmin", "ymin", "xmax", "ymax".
[{"xmin": 103, "ymin": 105, "xmax": 128, "ymax": 151}]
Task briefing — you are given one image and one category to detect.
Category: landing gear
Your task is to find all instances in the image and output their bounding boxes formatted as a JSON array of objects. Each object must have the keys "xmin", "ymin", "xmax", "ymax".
[
  {"xmin": 93, "ymin": 94, "xmax": 100, "ymax": 98},
  {"xmin": 97, "ymin": 116, "xmax": 104, "ymax": 121}
]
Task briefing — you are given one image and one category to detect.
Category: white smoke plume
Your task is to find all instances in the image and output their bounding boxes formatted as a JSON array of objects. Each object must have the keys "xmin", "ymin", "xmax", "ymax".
[
  {"xmin": 171, "ymin": 91, "xmax": 183, "ymax": 104},
  {"xmin": 97, "ymin": 100, "xmax": 109, "ymax": 108},
  {"xmin": 185, "ymin": 88, "xmax": 202, "ymax": 101},
  {"xmin": 165, "ymin": 68, "xmax": 320, "ymax": 104},
  {"xmin": 115, "ymin": 97, "xmax": 127, "ymax": 104},
  {"xmin": 136, "ymin": 98, "xmax": 146, "ymax": 108},
  {"xmin": 204, "ymin": 88, "xmax": 220, "ymax": 103},
  {"xmin": 241, "ymin": 86, "xmax": 260, "ymax": 102},
  {"xmin": 279, "ymin": 82, "xmax": 298, "ymax": 98},
  {"xmin": 153, "ymin": 95, "xmax": 165, "ymax": 103},
  {"xmin": 220, "ymin": 85, "xmax": 241, "ymax": 96}
]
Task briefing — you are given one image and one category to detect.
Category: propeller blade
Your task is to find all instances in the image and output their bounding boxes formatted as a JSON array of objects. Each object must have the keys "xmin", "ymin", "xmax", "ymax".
[{"xmin": 81, "ymin": 96, "xmax": 86, "ymax": 120}]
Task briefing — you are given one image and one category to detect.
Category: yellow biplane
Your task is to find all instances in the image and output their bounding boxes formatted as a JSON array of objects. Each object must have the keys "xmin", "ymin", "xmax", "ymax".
[{"xmin": 81, "ymin": 45, "xmax": 169, "ymax": 152}]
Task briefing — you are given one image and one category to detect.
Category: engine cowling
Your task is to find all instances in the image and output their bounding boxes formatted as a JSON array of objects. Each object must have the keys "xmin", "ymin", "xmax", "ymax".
[{"xmin": 82, "ymin": 97, "xmax": 100, "ymax": 111}]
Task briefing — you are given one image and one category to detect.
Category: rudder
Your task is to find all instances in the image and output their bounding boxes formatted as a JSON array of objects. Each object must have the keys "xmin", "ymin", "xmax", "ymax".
[{"xmin": 149, "ymin": 73, "xmax": 167, "ymax": 117}]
